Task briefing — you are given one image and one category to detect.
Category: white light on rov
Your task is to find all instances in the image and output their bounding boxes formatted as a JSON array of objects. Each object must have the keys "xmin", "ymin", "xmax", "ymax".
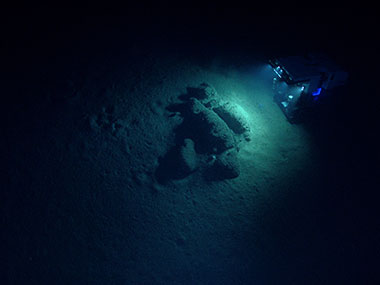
[
  {"xmin": 300, "ymin": 86, "xmax": 305, "ymax": 91},
  {"xmin": 273, "ymin": 66, "xmax": 283, "ymax": 78}
]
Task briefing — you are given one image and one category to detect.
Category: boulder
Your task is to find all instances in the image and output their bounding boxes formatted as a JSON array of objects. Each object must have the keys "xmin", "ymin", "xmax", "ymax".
[
  {"xmin": 207, "ymin": 150, "xmax": 240, "ymax": 180},
  {"xmin": 178, "ymin": 138, "xmax": 198, "ymax": 174},
  {"xmin": 188, "ymin": 98, "xmax": 235, "ymax": 154},
  {"xmin": 213, "ymin": 102, "xmax": 250, "ymax": 135},
  {"xmin": 186, "ymin": 82, "xmax": 217, "ymax": 101}
]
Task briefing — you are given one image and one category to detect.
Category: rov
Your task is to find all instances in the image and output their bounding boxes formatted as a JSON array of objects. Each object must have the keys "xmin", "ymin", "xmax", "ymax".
[{"xmin": 269, "ymin": 54, "xmax": 348, "ymax": 123}]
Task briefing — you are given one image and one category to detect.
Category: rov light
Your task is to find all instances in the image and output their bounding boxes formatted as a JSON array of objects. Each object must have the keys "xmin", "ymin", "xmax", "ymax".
[
  {"xmin": 273, "ymin": 66, "xmax": 283, "ymax": 78},
  {"xmin": 300, "ymin": 86, "xmax": 305, "ymax": 91},
  {"xmin": 312, "ymin": 88, "xmax": 322, "ymax": 96}
]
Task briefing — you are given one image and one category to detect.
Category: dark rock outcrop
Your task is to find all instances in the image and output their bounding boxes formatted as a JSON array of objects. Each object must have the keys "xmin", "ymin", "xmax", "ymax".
[{"xmin": 157, "ymin": 83, "xmax": 247, "ymax": 183}]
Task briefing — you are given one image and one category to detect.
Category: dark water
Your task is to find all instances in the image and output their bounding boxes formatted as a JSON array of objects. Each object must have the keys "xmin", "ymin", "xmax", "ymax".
[{"xmin": 2, "ymin": 15, "xmax": 378, "ymax": 284}]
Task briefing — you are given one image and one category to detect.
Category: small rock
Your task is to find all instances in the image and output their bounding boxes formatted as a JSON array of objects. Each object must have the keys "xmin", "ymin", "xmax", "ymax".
[
  {"xmin": 179, "ymin": 138, "xmax": 198, "ymax": 174},
  {"xmin": 89, "ymin": 114, "xmax": 100, "ymax": 131}
]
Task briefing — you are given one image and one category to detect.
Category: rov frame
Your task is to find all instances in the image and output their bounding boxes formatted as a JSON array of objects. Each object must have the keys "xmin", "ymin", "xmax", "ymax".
[{"xmin": 269, "ymin": 55, "xmax": 348, "ymax": 123}]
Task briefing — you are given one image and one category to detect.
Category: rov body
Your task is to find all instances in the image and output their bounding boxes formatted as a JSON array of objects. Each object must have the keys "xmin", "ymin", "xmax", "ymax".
[{"xmin": 269, "ymin": 54, "xmax": 348, "ymax": 123}]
